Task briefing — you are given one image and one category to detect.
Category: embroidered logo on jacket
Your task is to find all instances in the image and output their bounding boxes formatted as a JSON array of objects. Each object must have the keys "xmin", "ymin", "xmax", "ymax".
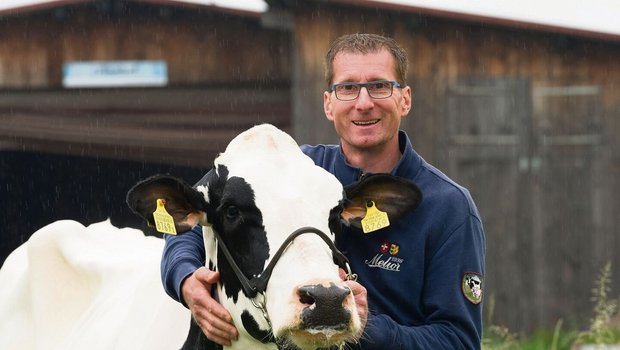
[
  {"xmin": 389, "ymin": 243, "xmax": 400, "ymax": 255},
  {"xmin": 462, "ymin": 273, "xmax": 484, "ymax": 305},
  {"xmin": 379, "ymin": 242, "xmax": 399, "ymax": 255},
  {"xmin": 365, "ymin": 241, "xmax": 403, "ymax": 272}
]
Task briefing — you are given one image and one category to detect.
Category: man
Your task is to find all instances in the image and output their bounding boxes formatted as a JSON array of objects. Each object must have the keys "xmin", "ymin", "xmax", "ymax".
[{"xmin": 161, "ymin": 33, "xmax": 485, "ymax": 349}]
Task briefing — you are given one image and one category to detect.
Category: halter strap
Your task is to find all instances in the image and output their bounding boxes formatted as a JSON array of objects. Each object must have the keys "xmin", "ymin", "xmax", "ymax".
[{"xmin": 212, "ymin": 226, "xmax": 351, "ymax": 298}]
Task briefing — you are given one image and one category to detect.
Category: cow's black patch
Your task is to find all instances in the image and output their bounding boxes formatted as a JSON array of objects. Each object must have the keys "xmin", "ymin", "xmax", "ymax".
[
  {"xmin": 203, "ymin": 164, "xmax": 270, "ymax": 302},
  {"xmin": 241, "ymin": 310, "xmax": 274, "ymax": 344}
]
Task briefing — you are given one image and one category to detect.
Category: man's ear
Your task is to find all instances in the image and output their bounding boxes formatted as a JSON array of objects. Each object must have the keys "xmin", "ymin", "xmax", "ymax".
[
  {"xmin": 340, "ymin": 174, "xmax": 422, "ymax": 229},
  {"xmin": 400, "ymin": 85, "xmax": 412, "ymax": 116},
  {"xmin": 126, "ymin": 175, "xmax": 209, "ymax": 233},
  {"xmin": 324, "ymin": 90, "xmax": 335, "ymax": 122}
]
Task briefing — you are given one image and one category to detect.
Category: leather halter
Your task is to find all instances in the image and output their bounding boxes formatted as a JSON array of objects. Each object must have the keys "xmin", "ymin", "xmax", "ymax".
[{"xmin": 211, "ymin": 226, "xmax": 354, "ymax": 299}]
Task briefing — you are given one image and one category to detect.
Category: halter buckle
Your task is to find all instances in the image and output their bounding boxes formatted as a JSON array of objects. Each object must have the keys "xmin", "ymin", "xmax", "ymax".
[
  {"xmin": 251, "ymin": 293, "xmax": 272, "ymax": 329},
  {"xmin": 344, "ymin": 262, "xmax": 358, "ymax": 281}
]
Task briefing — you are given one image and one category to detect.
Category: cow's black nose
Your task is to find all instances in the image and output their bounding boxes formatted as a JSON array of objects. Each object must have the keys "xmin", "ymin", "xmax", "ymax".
[{"xmin": 298, "ymin": 283, "xmax": 351, "ymax": 329}]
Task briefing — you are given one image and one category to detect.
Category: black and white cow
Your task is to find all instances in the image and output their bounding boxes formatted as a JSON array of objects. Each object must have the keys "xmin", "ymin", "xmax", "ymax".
[{"xmin": 127, "ymin": 124, "xmax": 422, "ymax": 350}]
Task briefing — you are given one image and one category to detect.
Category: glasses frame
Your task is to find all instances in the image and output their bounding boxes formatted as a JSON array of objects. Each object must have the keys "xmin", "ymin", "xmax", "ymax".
[{"xmin": 329, "ymin": 80, "xmax": 402, "ymax": 101}]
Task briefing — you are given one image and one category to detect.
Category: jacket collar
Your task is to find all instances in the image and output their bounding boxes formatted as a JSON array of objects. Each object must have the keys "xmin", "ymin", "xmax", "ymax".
[{"xmin": 332, "ymin": 130, "xmax": 422, "ymax": 186}]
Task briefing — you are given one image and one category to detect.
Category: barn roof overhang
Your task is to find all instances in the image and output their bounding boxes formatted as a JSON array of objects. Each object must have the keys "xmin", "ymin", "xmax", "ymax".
[
  {"xmin": 352, "ymin": 0, "xmax": 620, "ymax": 42},
  {"xmin": 0, "ymin": 0, "xmax": 267, "ymax": 18},
  {"xmin": 267, "ymin": 0, "xmax": 620, "ymax": 43},
  {"xmin": 5, "ymin": 0, "xmax": 620, "ymax": 42}
]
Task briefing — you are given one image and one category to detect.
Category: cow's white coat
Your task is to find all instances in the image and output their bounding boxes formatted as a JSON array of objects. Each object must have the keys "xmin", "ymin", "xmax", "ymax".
[
  {"xmin": 201, "ymin": 125, "xmax": 360, "ymax": 349},
  {"xmin": 0, "ymin": 220, "xmax": 190, "ymax": 350}
]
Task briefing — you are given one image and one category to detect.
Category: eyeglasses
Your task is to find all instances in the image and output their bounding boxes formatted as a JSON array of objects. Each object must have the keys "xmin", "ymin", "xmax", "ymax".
[{"xmin": 329, "ymin": 80, "xmax": 402, "ymax": 101}]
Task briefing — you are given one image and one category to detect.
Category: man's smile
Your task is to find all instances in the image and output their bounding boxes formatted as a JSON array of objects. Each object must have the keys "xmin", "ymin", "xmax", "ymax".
[{"xmin": 352, "ymin": 119, "xmax": 380, "ymax": 126}]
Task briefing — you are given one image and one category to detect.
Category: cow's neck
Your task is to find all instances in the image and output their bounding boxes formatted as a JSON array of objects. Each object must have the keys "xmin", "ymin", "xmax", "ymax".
[{"xmin": 204, "ymin": 226, "xmax": 277, "ymax": 349}]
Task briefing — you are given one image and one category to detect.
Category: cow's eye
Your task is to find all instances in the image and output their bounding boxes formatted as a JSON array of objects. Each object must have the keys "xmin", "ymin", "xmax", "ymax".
[{"xmin": 225, "ymin": 205, "xmax": 240, "ymax": 220}]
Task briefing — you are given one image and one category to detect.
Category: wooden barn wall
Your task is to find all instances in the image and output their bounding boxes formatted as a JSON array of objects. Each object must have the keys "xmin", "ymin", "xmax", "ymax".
[
  {"xmin": 288, "ymin": 2, "xmax": 620, "ymax": 333},
  {"xmin": 0, "ymin": 87, "xmax": 291, "ymax": 167},
  {"xmin": 0, "ymin": 3, "xmax": 293, "ymax": 165},
  {"xmin": 0, "ymin": 3, "xmax": 291, "ymax": 87}
]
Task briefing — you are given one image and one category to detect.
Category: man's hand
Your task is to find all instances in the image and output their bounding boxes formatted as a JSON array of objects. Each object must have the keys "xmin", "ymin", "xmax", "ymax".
[
  {"xmin": 182, "ymin": 267, "xmax": 239, "ymax": 346},
  {"xmin": 340, "ymin": 269, "xmax": 368, "ymax": 339}
]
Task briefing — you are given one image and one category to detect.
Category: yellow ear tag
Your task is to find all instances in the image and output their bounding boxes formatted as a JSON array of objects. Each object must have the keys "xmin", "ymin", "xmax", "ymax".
[
  {"xmin": 153, "ymin": 198, "xmax": 177, "ymax": 235},
  {"xmin": 361, "ymin": 201, "xmax": 390, "ymax": 234}
]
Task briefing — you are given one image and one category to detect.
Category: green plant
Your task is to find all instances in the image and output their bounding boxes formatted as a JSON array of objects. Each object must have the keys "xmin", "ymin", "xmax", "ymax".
[
  {"xmin": 518, "ymin": 320, "xmax": 580, "ymax": 350},
  {"xmin": 482, "ymin": 324, "xmax": 520, "ymax": 350},
  {"xmin": 574, "ymin": 261, "xmax": 620, "ymax": 346},
  {"xmin": 482, "ymin": 294, "xmax": 520, "ymax": 349}
]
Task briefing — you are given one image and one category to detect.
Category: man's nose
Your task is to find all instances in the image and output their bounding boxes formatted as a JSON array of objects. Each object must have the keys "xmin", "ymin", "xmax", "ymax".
[{"xmin": 355, "ymin": 87, "xmax": 374, "ymax": 109}]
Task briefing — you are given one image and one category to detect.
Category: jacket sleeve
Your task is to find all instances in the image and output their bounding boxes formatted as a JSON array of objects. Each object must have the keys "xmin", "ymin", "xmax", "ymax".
[
  {"xmin": 353, "ymin": 215, "xmax": 485, "ymax": 350},
  {"xmin": 160, "ymin": 225, "xmax": 205, "ymax": 306}
]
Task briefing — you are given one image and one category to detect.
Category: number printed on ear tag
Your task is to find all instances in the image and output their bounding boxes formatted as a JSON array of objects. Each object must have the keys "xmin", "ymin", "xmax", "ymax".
[
  {"xmin": 361, "ymin": 201, "xmax": 390, "ymax": 233},
  {"xmin": 153, "ymin": 198, "xmax": 177, "ymax": 235}
]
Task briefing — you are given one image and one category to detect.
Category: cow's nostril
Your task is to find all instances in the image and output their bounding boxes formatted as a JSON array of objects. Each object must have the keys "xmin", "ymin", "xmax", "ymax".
[
  {"xmin": 299, "ymin": 291, "xmax": 315, "ymax": 305},
  {"xmin": 298, "ymin": 285, "xmax": 318, "ymax": 305}
]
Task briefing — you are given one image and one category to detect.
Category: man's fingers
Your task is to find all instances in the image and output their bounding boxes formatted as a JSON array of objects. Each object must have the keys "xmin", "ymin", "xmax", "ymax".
[
  {"xmin": 203, "ymin": 297, "xmax": 234, "ymax": 324},
  {"xmin": 194, "ymin": 266, "xmax": 220, "ymax": 285},
  {"xmin": 338, "ymin": 268, "xmax": 347, "ymax": 280},
  {"xmin": 195, "ymin": 306, "xmax": 238, "ymax": 344},
  {"xmin": 343, "ymin": 278, "xmax": 368, "ymax": 335},
  {"xmin": 182, "ymin": 267, "xmax": 238, "ymax": 346},
  {"xmin": 197, "ymin": 317, "xmax": 234, "ymax": 346},
  {"xmin": 189, "ymin": 270, "xmax": 235, "ymax": 325}
]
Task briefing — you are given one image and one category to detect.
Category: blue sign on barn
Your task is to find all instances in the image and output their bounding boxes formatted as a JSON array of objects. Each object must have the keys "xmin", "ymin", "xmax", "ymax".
[{"xmin": 62, "ymin": 60, "xmax": 168, "ymax": 88}]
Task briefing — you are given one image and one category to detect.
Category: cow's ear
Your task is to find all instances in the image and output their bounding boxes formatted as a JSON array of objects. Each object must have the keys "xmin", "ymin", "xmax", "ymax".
[
  {"xmin": 126, "ymin": 175, "xmax": 209, "ymax": 233},
  {"xmin": 340, "ymin": 174, "xmax": 422, "ymax": 229}
]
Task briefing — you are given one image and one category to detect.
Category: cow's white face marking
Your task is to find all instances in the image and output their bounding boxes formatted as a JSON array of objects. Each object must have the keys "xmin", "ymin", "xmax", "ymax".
[{"xmin": 204, "ymin": 125, "xmax": 360, "ymax": 348}]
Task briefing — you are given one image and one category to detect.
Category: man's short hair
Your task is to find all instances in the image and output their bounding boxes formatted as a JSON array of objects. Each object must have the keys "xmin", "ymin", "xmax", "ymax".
[{"xmin": 324, "ymin": 33, "xmax": 409, "ymax": 87}]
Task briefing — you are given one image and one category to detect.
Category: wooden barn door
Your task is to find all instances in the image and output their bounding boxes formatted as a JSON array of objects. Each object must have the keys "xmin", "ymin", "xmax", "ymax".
[
  {"xmin": 447, "ymin": 79, "xmax": 604, "ymax": 331},
  {"xmin": 529, "ymin": 85, "xmax": 604, "ymax": 328},
  {"xmin": 447, "ymin": 78, "xmax": 535, "ymax": 329}
]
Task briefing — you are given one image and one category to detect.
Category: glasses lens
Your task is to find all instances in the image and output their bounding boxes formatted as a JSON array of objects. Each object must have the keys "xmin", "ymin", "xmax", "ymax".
[
  {"xmin": 367, "ymin": 81, "xmax": 393, "ymax": 99},
  {"xmin": 332, "ymin": 81, "xmax": 397, "ymax": 100},
  {"xmin": 335, "ymin": 84, "xmax": 359, "ymax": 101}
]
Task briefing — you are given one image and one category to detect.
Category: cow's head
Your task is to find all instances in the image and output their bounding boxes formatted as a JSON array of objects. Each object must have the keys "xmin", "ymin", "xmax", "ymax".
[{"xmin": 127, "ymin": 124, "xmax": 421, "ymax": 349}]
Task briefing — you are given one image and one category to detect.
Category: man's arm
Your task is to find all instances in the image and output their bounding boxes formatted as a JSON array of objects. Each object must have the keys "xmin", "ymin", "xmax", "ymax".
[
  {"xmin": 160, "ymin": 225, "xmax": 205, "ymax": 303},
  {"xmin": 160, "ymin": 226, "xmax": 239, "ymax": 345}
]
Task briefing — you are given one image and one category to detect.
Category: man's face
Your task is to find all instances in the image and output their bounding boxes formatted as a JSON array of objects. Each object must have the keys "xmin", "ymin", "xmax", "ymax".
[{"xmin": 324, "ymin": 49, "xmax": 411, "ymax": 156}]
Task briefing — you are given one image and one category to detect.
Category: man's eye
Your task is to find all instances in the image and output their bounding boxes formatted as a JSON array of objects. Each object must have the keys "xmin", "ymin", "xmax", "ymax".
[
  {"xmin": 373, "ymin": 82, "xmax": 390, "ymax": 89},
  {"xmin": 342, "ymin": 85, "xmax": 356, "ymax": 91}
]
